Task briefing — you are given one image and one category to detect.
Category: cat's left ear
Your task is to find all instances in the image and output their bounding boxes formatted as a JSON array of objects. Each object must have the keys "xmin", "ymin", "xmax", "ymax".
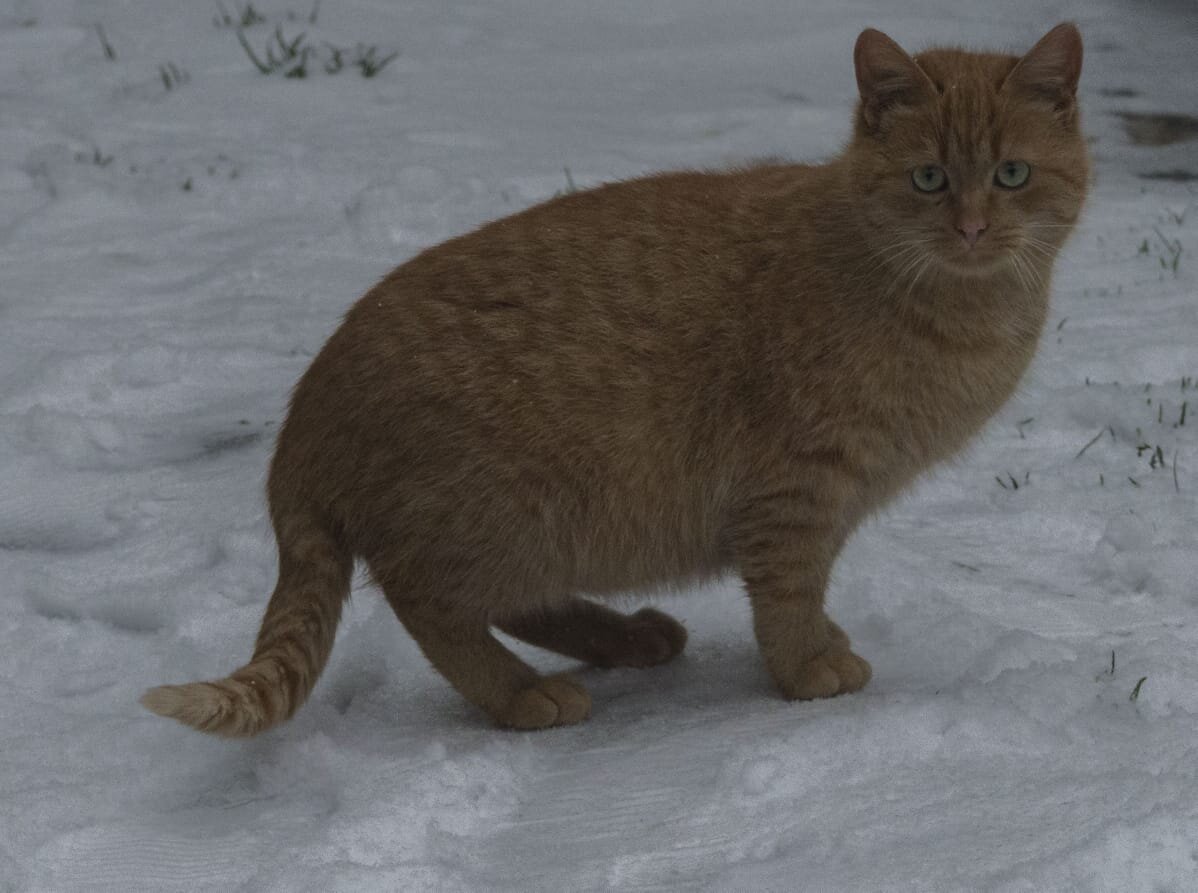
[{"xmin": 1002, "ymin": 23, "xmax": 1083, "ymax": 112}]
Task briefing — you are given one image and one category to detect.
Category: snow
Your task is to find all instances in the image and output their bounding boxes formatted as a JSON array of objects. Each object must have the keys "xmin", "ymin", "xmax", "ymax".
[{"xmin": 2, "ymin": 0, "xmax": 1196, "ymax": 890}]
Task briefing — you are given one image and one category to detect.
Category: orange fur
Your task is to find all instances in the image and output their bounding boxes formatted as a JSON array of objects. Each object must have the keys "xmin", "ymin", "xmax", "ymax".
[{"xmin": 142, "ymin": 24, "xmax": 1088, "ymax": 735}]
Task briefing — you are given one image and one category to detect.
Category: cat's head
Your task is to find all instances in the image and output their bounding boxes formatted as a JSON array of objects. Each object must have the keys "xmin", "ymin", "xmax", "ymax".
[{"xmin": 847, "ymin": 24, "xmax": 1088, "ymax": 280}]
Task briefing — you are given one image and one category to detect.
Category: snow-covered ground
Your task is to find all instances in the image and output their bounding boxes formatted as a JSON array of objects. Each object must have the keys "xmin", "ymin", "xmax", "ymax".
[{"xmin": 2, "ymin": 0, "xmax": 1196, "ymax": 889}]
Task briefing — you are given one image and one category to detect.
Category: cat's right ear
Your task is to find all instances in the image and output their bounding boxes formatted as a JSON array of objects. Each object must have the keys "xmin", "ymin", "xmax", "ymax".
[{"xmin": 854, "ymin": 29, "xmax": 936, "ymax": 132}]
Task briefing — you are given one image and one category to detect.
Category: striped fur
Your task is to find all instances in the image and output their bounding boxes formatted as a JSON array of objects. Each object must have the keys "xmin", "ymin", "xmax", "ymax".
[{"xmin": 141, "ymin": 511, "xmax": 352, "ymax": 737}]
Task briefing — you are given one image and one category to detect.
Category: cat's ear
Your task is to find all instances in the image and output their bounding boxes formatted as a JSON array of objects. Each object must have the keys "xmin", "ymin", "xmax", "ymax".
[
  {"xmin": 1002, "ymin": 23, "xmax": 1083, "ymax": 112},
  {"xmin": 854, "ymin": 28, "xmax": 936, "ymax": 131}
]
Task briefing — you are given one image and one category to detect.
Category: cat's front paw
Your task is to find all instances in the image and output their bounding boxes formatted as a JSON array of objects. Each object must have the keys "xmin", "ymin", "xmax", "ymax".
[
  {"xmin": 772, "ymin": 644, "xmax": 872, "ymax": 701},
  {"xmin": 494, "ymin": 674, "xmax": 592, "ymax": 730}
]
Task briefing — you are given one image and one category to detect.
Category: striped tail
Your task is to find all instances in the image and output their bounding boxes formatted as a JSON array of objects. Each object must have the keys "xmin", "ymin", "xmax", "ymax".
[{"xmin": 141, "ymin": 512, "xmax": 353, "ymax": 737}]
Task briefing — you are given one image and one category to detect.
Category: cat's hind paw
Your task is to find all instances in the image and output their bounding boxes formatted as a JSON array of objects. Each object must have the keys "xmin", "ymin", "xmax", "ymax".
[{"xmin": 595, "ymin": 608, "xmax": 688, "ymax": 668}]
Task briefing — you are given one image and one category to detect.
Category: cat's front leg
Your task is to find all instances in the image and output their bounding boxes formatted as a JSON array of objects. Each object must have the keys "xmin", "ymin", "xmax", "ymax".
[{"xmin": 729, "ymin": 504, "xmax": 871, "ymax": 700}]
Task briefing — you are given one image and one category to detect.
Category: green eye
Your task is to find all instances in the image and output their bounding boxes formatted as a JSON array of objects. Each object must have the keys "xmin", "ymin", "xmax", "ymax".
[
  {"xmin": 911, "ymin": 165, "xmax": 948, "ymax": 193},
  {"xmin": 995, "ymin": 160, "xmax": 1030, "ymax": 189}
]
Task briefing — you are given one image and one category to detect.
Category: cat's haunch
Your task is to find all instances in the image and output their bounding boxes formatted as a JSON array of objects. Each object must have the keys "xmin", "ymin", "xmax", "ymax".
[{"xmin": 142, "ymin": 24, "xmax": 1087, "ymax": 736}]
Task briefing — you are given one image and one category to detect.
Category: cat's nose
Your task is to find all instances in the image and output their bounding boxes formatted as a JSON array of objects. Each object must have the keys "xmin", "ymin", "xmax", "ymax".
[{"xmin": 956, "ymin": 219, "xmax": 988, "ymax": 248}]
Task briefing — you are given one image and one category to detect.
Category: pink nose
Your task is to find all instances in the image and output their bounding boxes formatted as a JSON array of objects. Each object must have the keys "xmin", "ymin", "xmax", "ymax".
[{"xmin": 957, "ymin": 219, "xmax": 987, "ymax": 247}]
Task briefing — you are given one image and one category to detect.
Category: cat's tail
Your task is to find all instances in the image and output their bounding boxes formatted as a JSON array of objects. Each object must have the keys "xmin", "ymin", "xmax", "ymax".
[{"xmin": 140, "ymin": 509, "xmax": 353, "ymax": 737}]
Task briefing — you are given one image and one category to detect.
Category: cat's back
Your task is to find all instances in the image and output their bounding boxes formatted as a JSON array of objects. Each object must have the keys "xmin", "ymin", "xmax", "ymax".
[
  {"xmin": 365, "ymin": 162, "xmax": 817, "ymax": 328},
  {"xmin": 313, "ymin": 163, "xmax": 829, "ymax": 425}
]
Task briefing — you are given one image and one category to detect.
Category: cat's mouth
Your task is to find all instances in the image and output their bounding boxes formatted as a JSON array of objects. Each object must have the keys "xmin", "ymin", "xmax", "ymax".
[{"xmin": 937, "ymin": 238, "xmax": 1011, "ymax": 276}]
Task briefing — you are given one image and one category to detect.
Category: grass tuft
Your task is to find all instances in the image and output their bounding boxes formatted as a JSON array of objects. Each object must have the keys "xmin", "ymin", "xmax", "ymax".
[
  {"xmin": 1075, "ymin": 428, "xmax": 1105, "ymax": 460},
  {"xmin": 994, "ymin": 472, "xmax": 1027, "ymax": 490},
  {"xmin": 76, "ymin": 145, "xmax": 113, "ymax": 167},
  {"xmin": 159, "ymin": 62, "xmax": 189, "ymax": 91},
  {"xmin": 354, "ymin": 44, "xmax": 398, "ymax": 78},
  {"xmin": 1129, "ymin": 676, "xmax": 1148, "ymax": 701},
  {"xmin": 235, "ymin": 25, "xmax": 396, "ymax": 79},
  {"xmin": 214, "ymin": 1, "xmax": 266, "ymax": 29},
  {"xmin": 1151, "ymin": 227, "xmax": 1183, "ymax": 276},
  {"xmin": 96, "ymin": 23, "xmax": 116, "ymax": 60}
]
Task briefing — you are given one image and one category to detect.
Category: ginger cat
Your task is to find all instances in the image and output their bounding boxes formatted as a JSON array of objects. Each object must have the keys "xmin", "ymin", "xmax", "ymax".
[{"xmin": 143, "ymin": 24, "xmax": 1088, "ymax": 735}]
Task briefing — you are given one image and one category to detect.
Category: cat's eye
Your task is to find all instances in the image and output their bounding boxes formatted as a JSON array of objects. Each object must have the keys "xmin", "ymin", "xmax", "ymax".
[
  {"xmin": 995, "ymin": 160, "xmax": 1031, "ymax": 189},
  {"xmin": 911, "ymin": 165, "xmax": 948, "ymax": 193}
]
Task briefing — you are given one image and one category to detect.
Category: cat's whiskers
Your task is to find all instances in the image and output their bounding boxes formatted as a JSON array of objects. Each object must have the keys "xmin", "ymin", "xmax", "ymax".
[
  {"xmin": 860, "ymin": 237, "xmax": 935, "ymax": 282},
  {"xmin": 1020, "ymin": 236, "xmax": 1062, "ymax": 260},
  {"xmin": 1010, "ymin": 251, "xmax": 1033, "ymax": 292},
  {"xmin": 1016, "ymin": 240, "xmax": 1061, "ymax": 291},
  {"xmin": 901, "ymin": 249, "xmax": 935, "ymax": 283},
  {"xmin": 1008, "ymin": 250, "xmax": 1047, "ymax": 294},
  {"xmin": 847, "ymin": 239, "xmax": 934, "ymax": 298},
  {"xmin": 1009, "ymin": 254, "xmax": 1032, "ymax": 292},
  {"xmin": 902, "ymin": 253, "xmax": 937, "ymax": 302},
  {"xmin": 868, "ymin": 235, "xmax": 934, "ymax": 262},
  {"xmin": 885, "ymin": 244, "xmax": 937, "ymax": 298}
]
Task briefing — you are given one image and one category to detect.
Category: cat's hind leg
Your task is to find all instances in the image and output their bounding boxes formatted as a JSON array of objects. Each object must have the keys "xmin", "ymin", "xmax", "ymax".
[
  {"xmin": 496, "ymin": 597, "xmax": 687, "ymax": 669},
  {"xmin": 389, "ymin": 599, "xmax": 591, "ymax": 730}
]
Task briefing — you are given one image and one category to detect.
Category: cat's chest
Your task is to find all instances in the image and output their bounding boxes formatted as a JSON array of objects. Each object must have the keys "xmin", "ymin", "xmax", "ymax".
[
  {"xmin": 785, "ymin": 303, "xmax": 1043, "ymax": 484},
  {"xmin": 859, "ymin": 329, "xmax": 1036, "ymax": 461}
]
